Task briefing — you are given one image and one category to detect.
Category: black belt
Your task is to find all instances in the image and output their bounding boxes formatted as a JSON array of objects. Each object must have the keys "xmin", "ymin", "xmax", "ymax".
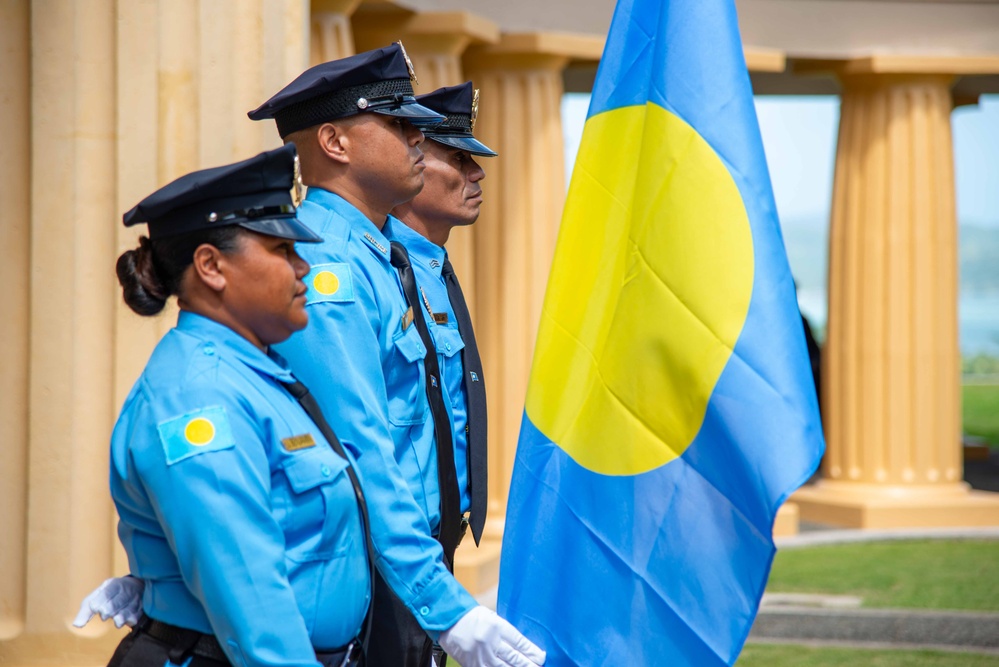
[
  {"xmin": 142, "ymin": 619, "xmax": 361, "ymax": 666},
  {"xmin": 143, "ymin": 619, "xmax": 229, "ymax": 663}
]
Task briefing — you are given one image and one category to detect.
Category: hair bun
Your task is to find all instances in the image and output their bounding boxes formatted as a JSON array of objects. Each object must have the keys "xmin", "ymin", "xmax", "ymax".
[{"xmin": 116, "ymin": 236, "xmax": 169, "ymax": 316}]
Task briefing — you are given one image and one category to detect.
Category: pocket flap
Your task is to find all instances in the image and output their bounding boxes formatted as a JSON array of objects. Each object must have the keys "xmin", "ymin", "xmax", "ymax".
[
  {"xmin": 393, "ymin": 325, "xmax": 427, "ymax": 363},
  {"xmin": 282, "ymin": 452, "xmax": 348, "ymax": 493},
  {"xmin": 432, "ymin": 326, "xmax": 465, "ymax": 359}
]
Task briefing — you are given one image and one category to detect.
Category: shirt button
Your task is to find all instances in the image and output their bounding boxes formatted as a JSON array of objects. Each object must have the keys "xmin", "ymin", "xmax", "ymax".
[
  {"xmin": 321, "ymin": 465, "xmax": 331, "ymax": 477},
  {"xmin": 445, "ymin": 343, "xmax": 452, "ymax": 351},
  {"xmin": 202, "ymin": 344, "xmax": 216, "ymax": 356},
  {"xmin": 419, "ymin": 606, "xmax": 430, "ymax": 616}
]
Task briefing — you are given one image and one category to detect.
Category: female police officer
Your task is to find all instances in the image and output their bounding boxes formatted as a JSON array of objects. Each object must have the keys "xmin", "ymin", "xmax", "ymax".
[
  {"xmin": 99, "ymin": 143, "xmax": 546, "ymax": 667},
  {"xmin": 105, "ymin": 144, "xmax": 371, "ymax": 666}
]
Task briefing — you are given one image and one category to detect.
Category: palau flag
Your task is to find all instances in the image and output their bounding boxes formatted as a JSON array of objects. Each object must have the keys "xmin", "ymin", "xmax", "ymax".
[{"xmin": 497, "ymin": 0, "xmax": 825, "ymax": 665}]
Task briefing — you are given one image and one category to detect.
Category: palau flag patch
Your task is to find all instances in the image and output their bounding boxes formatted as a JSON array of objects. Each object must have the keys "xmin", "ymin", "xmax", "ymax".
[
  {"xmin": 158, "ymin": 406, "xmax": 236, "ymax": 465},
  {"xmin": 306, "ymin": 263, "xmax": 354, "ymax": 304}
]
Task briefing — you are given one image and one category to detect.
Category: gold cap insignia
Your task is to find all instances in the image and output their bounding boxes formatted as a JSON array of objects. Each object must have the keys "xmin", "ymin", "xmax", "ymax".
[
  {"xmin": 290, "ymin": 154, "xmax": 305, "ymax": 208},
  {"xmin": 470, "ymin": 89, "xmax": 480, "ymax": 131},
  {"xmin": 396, "ymin": 41, "xmax": 418, "ymax": 87}
]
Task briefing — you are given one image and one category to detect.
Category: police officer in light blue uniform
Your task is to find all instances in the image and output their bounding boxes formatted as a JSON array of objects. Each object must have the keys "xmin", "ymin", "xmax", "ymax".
[
  {"xmin": 106, "ymin": 144, "xmax": 371, "ymax": 666},
  {"xmin": 248, "ymin": 44, "xmax": 545, "ymax": 667},
  {"xmin": 387, "ymin": 82, "xmax": 498, "ymax": 557}
]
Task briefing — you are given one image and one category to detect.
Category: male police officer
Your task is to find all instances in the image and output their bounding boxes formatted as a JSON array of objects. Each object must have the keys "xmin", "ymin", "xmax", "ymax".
[
  {"xmin": 387, "ymin": 81, "xmax": 494, "ymax": 556},
  {"xmin": 383, "ymin": 82, "xmax": 495, "ymax": 667},
  {"xmin": 249, "ymin": 45, "xmax": 544, "ymax": 667}
]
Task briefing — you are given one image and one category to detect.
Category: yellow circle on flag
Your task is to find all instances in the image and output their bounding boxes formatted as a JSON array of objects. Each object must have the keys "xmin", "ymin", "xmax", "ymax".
[
  {"xmin": 525, "ymin": 103, "xmax": 754, "ymax": 476},
  {"xmin": 184, "ymin": 417, "xmax": 216, "ymax": 446},
  {"xmin": 313, "ymin": 271, "xmax": 340, "ymax": 296}
]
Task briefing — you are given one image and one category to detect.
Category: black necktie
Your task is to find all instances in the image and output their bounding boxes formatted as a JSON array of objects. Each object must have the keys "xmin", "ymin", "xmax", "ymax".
[
  {"xmin": 442, "ymin": 259, "xmax": 488, "ymax": 545},
  {"xmin": 280, "ymin": 378, "xmax": 374, "ymax": 654},
  {"xmin": 389, "ymin": 242, "xmax": 462, "ymax": 566}
]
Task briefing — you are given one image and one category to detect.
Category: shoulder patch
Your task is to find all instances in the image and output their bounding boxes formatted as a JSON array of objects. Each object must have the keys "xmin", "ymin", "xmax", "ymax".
[
  {"xmin": 305, "ymin": 263, "xmax": 354, "ymax": 304},
  {"xmin": 157, "ymin": 406, "xmax": 236, "ymax": 465}
]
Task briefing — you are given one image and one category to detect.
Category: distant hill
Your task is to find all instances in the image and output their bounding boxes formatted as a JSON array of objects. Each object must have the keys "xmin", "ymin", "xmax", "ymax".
[
  {"xmin": 776, "ymin": 219, "xmax": 999, "ymax": 295},
  {"xmin": 961, "ymin": 225, "xmax": 999, "ymax": 295}
]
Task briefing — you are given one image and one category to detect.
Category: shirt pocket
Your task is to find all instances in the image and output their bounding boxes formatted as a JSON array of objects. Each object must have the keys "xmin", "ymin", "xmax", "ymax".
[
  {"xmin": 433, "ymin": 326, "xmax": 466, "ymax": 406},
  {"xmin": 274, "ymin": 451, "xmax": 356, "ymax": 563},
  {"xmin": 385, "ymin": 325, "xmax": 430, "ymax": 427}
]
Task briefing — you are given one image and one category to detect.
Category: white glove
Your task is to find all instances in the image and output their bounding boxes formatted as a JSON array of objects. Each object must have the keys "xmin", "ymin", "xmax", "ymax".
[
  {"xmin": 72, "ymin": 576, "xmax": 145, "ymax": 629},
  {"xmin": 438, "ymin": 606, "xmax": 546, "ymax": 667}
]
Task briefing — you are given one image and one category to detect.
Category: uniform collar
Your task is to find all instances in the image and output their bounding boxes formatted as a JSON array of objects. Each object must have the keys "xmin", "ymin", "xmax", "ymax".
[
  {"xmin": 176, "ymin": 310, "xmax": 295, "ymax": 382},
  {"xmin": 305, "ymin": 187, "xmax": 392, "ymax": 262},
  {"xmin": 385, "ymin": 220, "xmax": 446, "ymax": 278}
]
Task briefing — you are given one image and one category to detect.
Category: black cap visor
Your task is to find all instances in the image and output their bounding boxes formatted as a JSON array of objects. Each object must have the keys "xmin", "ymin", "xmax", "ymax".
[
  {"xmin": 426, "ymin": 133, "xmax": 498, "ymax": 157},
  {"xmin": 371, "ymin": 100, "xmax": 446, "ymax": 128},
  {"xmin": 239, "ymin": 216, "xmax": 323, "ymax": 243}
]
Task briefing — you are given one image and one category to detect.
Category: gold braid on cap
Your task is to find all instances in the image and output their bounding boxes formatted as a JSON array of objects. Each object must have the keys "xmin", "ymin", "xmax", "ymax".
[
  {"xmin": 470, "ymin": 89, "xmax": 481, "ymax": 131},
  {"xmin": 395, "ymin": 41, "xmax": 418, "ymax": 87},
  {"xmin": 290, "ymin": 154, "xmax": 305, "ymax": 208}
]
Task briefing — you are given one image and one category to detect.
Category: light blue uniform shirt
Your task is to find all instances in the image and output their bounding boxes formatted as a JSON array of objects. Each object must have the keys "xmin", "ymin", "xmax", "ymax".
[
  {"xmin": 384, "ymin": 221, "xmax": 471, "ymax": 514},
  {"xmin": 111, "ymin": 311, "xmax": 369, "ymax": 667},
  {"xmin": 274, "ymin": 187, "xmax": 475, "ymax": 634}
]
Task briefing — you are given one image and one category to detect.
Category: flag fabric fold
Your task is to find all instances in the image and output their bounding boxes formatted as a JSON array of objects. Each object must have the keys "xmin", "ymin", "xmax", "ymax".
[{"xmin": 497, "ymin": 0, "xmax": 825, "ymax": 665}]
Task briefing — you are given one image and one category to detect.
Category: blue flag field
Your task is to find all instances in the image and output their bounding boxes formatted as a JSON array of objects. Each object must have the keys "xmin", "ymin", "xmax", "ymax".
[{"xmin": 496, "ymin": 0, "xmax": 825, "ymax": 664}]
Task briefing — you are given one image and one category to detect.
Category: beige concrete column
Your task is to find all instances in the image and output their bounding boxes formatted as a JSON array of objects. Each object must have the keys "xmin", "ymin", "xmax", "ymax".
[
  {"xmin": 0, "ymin": 1, "xmax": 124, "ymax": 663},
  {"xmin": 452, "ymin": 33, "xmax": 600, "ymax": 592},
  {"xmin": 311, "ymin": 0, "xmax": 361, "ymax": 64},
  {"xmin": 793, "ymin": 57, "xmax": 999, "ymax": 528},
  {"xmin": 0, "ymin": 0, "xmax": 31, "ymax": 644},
  {"xmin": 0, "ymin": 2, "xmax": 309, "ymax": 664},
  {"xmin": 115, "ymin": 0, "xmax": 309, "ymax": 399},
  {"xmin": 354, "ymin": 8, "xmax": 499, "ymax": 324}
]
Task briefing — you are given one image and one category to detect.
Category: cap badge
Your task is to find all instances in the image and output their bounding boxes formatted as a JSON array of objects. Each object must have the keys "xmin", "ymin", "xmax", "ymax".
[
  {"xmin": 290, "ymin": 154, "xmax": 305, "ymax": 208},
  {"xmin": 396, "ymin": 41, "xmax": 418, "ymax": 87},
  {"xmin": 470, "ymin": 89, "xmax": 480, "ymax": 131}
]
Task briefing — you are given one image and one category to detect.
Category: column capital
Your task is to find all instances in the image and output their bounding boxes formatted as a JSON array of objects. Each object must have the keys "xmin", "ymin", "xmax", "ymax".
[
  {"xmin": 311, "ymin": 0, "xmax": 362, "ymax": 15},
  {"xmin": 354, "ymin": 8, "xmax": 498, "ymax": 57},
  {"xmin": 744, "ymin": 47, "xmax": 785, "ymax": 73},
  {"xmin": 795, "ymin": 54, "xmax": 999, "ymax": 77},
  {"xmin": 464, "ymin": 31, "xmax": 603, "ymax": 72}
]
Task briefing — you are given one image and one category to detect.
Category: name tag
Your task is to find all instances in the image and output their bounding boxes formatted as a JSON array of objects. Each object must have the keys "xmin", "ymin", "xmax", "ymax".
[
  {"xmin": 401, "ymin": 306, "xmax": 415, "ymax": 331},
  {"xmin": 433, "ymin": 312, "xmax": 449, "ymax": 325},
  {"xmin": 281, "ymin": 433, "xmax": 317, "ymax": 451}
]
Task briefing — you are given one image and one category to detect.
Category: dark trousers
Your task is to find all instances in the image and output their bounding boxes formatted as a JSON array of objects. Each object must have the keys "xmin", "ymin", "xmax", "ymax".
[
  {"xmin": 365, "ymin": 569, "xmax": 434, "ymax": 667},
  {"xmin": 108, "ymin": 619, "xmax": 361, "ymax": 667},
  {"xmin": 107, "ymin": 627, "xmax": 230, "ymax": 667}
]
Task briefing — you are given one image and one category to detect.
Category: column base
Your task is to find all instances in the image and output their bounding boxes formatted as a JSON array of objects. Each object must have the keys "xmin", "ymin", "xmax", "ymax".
[
  {"xmin": 773, "ymin": 502, "xmax": 799, "ymax": 537},
  {"xmin": 452, "ymin": 537, "xmax": 502, "ymax": 596},
  {"xmin": 0, "ymin": 628, "xmax": 126, "ymax": 666},
  {"xmin": 793, "ymin": 481, "xmax": 999, "ymax": 529}
]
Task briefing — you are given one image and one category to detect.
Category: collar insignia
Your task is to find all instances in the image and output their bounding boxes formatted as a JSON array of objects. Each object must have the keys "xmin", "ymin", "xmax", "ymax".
[{"xmin": 363, "ymin": 232, "xmax": 388, "ymax": 254}]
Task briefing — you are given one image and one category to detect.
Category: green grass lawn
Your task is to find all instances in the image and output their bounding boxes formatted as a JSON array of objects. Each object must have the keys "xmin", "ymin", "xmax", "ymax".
[
  {"xmin": 766, "ymin": 540, "xmax": 999, "ymax": 611},
  {"xmin": 738, "ymin": 643, "xmax": 999, "ymax": 666},
  {"xmin": 964, "ymin": 383, "xmax": 999, "ymax": 447}
]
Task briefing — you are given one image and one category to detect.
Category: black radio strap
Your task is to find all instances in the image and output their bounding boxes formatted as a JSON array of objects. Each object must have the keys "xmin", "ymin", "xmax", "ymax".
[{"xmin": 280, "ymin": 378, "xmax": 374, "ymax": 655}]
